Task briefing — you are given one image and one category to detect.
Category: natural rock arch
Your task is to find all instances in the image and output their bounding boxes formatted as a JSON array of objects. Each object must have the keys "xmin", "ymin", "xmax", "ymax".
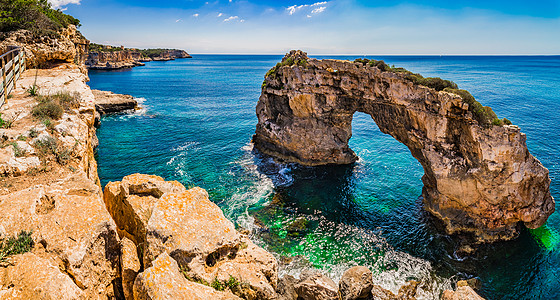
[{"xmin": 253, "ymin": 50, "xmax": 555, "ymax": 242}]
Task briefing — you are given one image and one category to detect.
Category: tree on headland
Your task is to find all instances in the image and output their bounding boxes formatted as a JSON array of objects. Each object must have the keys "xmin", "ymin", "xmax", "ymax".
[{"xmin": 0, "ymin": 0, "xmax": 80, "ymax": 37}]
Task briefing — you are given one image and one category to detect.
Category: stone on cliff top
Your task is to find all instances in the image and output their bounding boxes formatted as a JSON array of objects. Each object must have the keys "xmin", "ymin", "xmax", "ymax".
[
  {"xmin": 133, "ymin": 252, "xmax": 241, "ymax": 300},
  {"xmin": 254, "ymin": 50, "xmax": 555, "ymax": 243},
  {"xmin": 294, "ymin": 270, "xmax": 339, "ymax": 300},
  {"xmin": 339, "ymin": 266, "xmax": 374, "ymax": 300},
  {"xmin": 92, "ymin": 90, "xmax": 138, "ymax": 115},
  {"xmin": 0, "ymin": 253, "xmax": 85, "ymax": 300}
]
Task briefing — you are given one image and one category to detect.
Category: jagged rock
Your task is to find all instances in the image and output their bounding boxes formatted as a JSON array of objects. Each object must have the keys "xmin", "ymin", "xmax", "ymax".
[
  {"xmin": 369, "ymin": 280, "xmax": 419, "ymax": 300},
  {"xmin": 442, "ymin": 286, "xmax": 485, "ymax": 300},
  {"xmin": 294, "ymin": 270, "xmax": 339, "ymax": 300},
  {"xmin": 92, "ymin": 90, "xmax": 138, "ymax": 115},
  {"xmin": 254, "ymin": 50, "xmax": 555, "ymax": 242},
  {"xmin": 133, "ymin": 252, "xmax": 241, "ymax": 300},
  {"xmin": 103, "ymin": 175, "xmax": 278, "ymax": 299},
  {"xmin": 339, "ymin": 266, "xmax": 373, "ymax": 300},
  {"xmin": 0, "ymin": 253, "xmax": 85, "ymax": 299},
  {"xmin": 121, "ymin": 237, "xmax": 141, "ymax": 300},
  {"xmin": 0, "ymin": 25, "xmax": 89, "ymax": 72},
  {"xmin": 276, "ymin": 275, "xmax": 299, "ymax": 300},
  {"xmin": 103, "ymin": 173, "xmax": 186, "ymax": 246},
  {"xmin": 144, "ymin": 187, "xmax": 278, "ymax": 299}
]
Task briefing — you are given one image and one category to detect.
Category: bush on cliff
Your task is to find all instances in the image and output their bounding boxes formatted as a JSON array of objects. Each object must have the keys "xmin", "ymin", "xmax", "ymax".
[
  {"xmin": 0, "ymin": 231, "xmax": 33, "ymax": 264},
  {"xmin": 32, "ymin": 91, "xmax": 80, "ymax": 121},
  {"xmin": 0, "ymin": 0, "xmax": 80, "ymax": 37}
]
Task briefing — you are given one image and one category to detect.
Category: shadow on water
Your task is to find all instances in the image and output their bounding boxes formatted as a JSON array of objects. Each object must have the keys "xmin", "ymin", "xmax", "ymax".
[{"xmin": 249, "ymin": 148, "xmax": 557, "ymax": 299}]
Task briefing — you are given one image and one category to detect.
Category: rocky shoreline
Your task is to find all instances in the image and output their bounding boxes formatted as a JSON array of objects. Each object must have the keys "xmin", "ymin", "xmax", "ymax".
[
  {"xmin": 0, "ymin": 63, "xmax": 486, "ymax": 299},
  {"xmin": 86, "ymin": 46, "xmax": 192, "ymax": 70}
]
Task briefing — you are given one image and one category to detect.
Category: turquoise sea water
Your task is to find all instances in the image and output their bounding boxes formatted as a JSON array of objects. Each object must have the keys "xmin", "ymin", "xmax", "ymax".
[{"xmin": 88, "ymin": 55, "xmax": 560, "ymax": 299}]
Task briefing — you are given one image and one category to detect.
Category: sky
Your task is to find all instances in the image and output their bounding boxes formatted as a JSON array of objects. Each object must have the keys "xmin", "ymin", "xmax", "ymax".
[{"xmin": 52, "ymin": 0, "xmax": 560, "ymax": 55}]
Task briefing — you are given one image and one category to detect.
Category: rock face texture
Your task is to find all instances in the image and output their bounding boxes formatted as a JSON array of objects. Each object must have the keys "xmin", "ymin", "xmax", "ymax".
[
  {"xmin": 339, "ymin": 266, "xmax": 374, "ymax": 300},
  {"xmin": 0, "ymin": 25, "xmax": 89, "ymax": 72},
  {"xmin": 254, "ymin": 50, "xmax": 555, "ymax": 242},
  {"xmin": 103, "ymin": 174, "xmax": 279, "ymax": 300},
  {"xmin": 0, "ymin": 65, "xmax": 120, "ymax": 298},
  {"xmin": 92, "ymin": 89, "xmax": 138, "ymax": 115}
]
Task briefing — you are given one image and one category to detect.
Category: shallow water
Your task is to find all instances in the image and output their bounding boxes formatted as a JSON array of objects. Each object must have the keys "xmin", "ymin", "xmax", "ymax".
[{"xmin": 89, "ymin": 55, "xmax": 560, "ymax": 299}]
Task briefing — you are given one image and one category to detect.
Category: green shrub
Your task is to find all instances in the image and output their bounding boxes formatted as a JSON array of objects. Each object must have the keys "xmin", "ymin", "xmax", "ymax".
[
  {"xmin": 226, "ymin": 275, "xmax": 240, "ymax": 290},
  {"xmin": 0, "ymin": 0, "xmax": 80, "ymax": 36},
  {"xmin": 32, "ymin": 100, "xmax": 63, "ymax": 120},
  {"xmin": 503, "ymin": 118, "xmax": 512, "ymax": 125},
  {"xmin": 11, "ymin": 142, "xmax": 25, "ymax": 157},
  {"xmin": 211, "ymin": 278, "xmax": 225, "ymax": 291},
  {"xmin": 0, "ymin": 231, "xmax": 34, "ymax": 263}
]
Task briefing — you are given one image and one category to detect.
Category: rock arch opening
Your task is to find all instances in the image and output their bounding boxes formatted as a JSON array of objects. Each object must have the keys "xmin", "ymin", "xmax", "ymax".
[{"xmin": 253, "ymin": 50, "xmax": 554, "ymax": 242}]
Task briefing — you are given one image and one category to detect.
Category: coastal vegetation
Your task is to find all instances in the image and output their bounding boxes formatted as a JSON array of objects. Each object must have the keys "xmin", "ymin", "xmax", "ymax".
[
  {"xmin": 89, "ymin": 43, "xmax": 184, "ymax": 58},
  {"xmin": 0, "ymin": 231, "xmax": 34, "ymax": 264},
  {"xmin": 355, "ymin": 58, "xmax": 511, "ymax": 126},
  {"xmin": 0, "ymin": 0, "xmax": 80, "ymax": 37}
]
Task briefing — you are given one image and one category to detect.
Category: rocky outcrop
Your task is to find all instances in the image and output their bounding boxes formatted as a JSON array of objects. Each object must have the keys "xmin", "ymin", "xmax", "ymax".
[
  {"xmin": 254, "ymin": 50, "xmax": 555, "ymax": 243},
  {"xmin": 103, "ymin": 174, "xmax": 278, "ymax": 300},
  {"xmin": 339, "ymin": 266, "xmax": 374, "ymax": 300},
  {"xmin": 92, "ymin": 89, "xmax": 138, "ymax": 115},
  {"xmin": 85, "ymin": 50, "xmax": 145, "ymax": 70},
  {"xmin": 0, "ymin": 25, "xmax": 89, "ymax": 72},
  {"xmin": 294, "ymin": 270, "xmax": 339, "ymax": 300},
  {"xmin": 0, "ymin": 65, "xmax": 120, "ymax": 298},
  {"xmin": 85, "ymin": 48, "xmax": 191, "ymax": 70},
  {"xmin": 442, "ymin": 286, "xmax": 485, "ymax": 300},
  {"xmin": 133, "ymin": 252, "xmax": 241, "ymax": 300}
]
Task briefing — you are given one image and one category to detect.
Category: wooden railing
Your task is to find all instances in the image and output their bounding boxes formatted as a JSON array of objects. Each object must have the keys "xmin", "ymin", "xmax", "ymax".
[{"xmin": 0, "ymin": 46, "xmax": 26, "ymax": 108}]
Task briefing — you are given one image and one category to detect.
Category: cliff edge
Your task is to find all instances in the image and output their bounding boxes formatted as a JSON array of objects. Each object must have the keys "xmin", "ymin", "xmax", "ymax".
[{"xmin": 253, "ymin": 50, "xmax": 555, "ymax": 243}]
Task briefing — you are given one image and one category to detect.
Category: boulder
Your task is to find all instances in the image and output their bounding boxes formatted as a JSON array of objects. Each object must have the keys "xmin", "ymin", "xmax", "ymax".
[
  {"xmin": 442, "ymin": 286, "xmax": 485, "ymax": 300},
  {"xmin": 339, "ymin": 266, "xmax": 373, "ymax": 300},
  {"xmin": 294, "ymin": 270, "xmax": 339, "ymax": 300},
  {"xmin": 0, "ymin": 253, "xmax": 84, "ymax": 300},
  {"xmin": 133, "ymin": 252, "xmax": 241, "ymax": 300},
  {"xmin": 276, "ymin": 275, "xmax": 299, "ymax": 300},
  {"xmin": 104, "ymin": 175, "xmax": 278, "ymax": 299},
  {"xmin": 121, "ymin": 237, "xmax": 141, "ymax": 300}
]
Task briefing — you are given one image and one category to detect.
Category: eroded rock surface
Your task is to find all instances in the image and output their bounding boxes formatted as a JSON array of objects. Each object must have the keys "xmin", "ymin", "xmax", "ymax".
[
  {"xmin": 103, "ymin": 174, "xmax": 278, "ymax": 299},
  {"xmin": 133, "ymin": 252, "xmax": 241, "ymax": 300},
  {"xmin": 254, "ymin": 50, "xmax": 555, "ymax": 242},
  {"xmin": 339, "ymin": 266, "xmax": 374, "ymax": 300}
]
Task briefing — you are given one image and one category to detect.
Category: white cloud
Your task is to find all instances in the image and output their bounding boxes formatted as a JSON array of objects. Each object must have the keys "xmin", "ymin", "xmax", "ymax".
[
  {"xmin": 311, "ymin": 6, "xmax": 326, "ymax": 14},
  {"xmin": 47, "ymin": 0, "xmax": 80, "ymax": 9},
  {"xmin": 218, "ymin": 13, "xmax": 224, "ymax": 17},
  {"xmin": 224, "ymin": 16, "xmax": 239, "ymax": 22},
  {"xmin": 287, "ymin": 1, "xmax": 328, "ymax": 16},
  {"xmin": 193, "ymin": 13, "xmax": 200, "ymax": 17},
  {"xmin": 175, "ymin": 19, "xmax": 182, "ymax": 23}
]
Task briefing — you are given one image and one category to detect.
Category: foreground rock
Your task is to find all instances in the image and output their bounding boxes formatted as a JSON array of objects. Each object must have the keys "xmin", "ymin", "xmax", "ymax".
[
  {"xmin": 103, "ymin": 174, "xmax": 278, "ymax": 299},
  {"xmin": 339, "ymin": 266, "xmax": 373, "ymax": 300},
  {"xmin": 295, "ymin": 270, "xmax": 339, "ymax": 300},
  {"xmin": 133, "ymin": 252, "xmax": 241, "ymax": 300},
  {"xmin": 254, "ymin": 50, "xmax": 555, "ymax": 242},
  {"xmin": 442, "ymin": 286, "xmax": 485, "ymax": 300},
  {"xmin": 92, "ymin": 89, "xmax": 138, "ymax": 115}
]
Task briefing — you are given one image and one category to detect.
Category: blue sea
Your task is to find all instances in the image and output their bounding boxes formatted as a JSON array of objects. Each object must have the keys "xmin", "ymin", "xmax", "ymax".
[{"xmin": 88, "ymin": 55, "xmax": 560, "ymax": 299}]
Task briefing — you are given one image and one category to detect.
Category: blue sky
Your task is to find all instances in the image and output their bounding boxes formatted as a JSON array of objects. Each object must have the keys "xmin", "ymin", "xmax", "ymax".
[{"xmin": 53, "ymin": 0, "xmax": 559, "ymax": 54}]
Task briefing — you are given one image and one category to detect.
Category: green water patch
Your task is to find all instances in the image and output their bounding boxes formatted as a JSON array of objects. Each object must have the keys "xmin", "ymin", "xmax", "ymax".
[{"xmin": 529, "ymin": 224, "xmax": 560, "ymax": 251}]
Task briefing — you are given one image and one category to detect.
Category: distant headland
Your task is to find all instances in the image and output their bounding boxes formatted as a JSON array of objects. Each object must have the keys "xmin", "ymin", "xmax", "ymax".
[{"xmin": 86, "ymin": 43, "xmax": 192, "ymax": 70}]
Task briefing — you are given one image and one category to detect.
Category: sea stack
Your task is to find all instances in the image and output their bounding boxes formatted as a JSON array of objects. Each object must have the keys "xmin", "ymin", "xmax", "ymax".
[{"xmin": 253, "ymin": 50, "xmax": 555, "ymax": 243}]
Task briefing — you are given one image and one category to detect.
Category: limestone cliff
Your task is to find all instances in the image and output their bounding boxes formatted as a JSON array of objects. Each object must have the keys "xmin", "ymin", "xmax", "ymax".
[
  {"xmin": 85, "ymin": 46, "xmax": 191, "ymax": 70},
  {"xmin": 0, "ymin": 25, "xmax": 89, "ymax": 72},
  {"xmin": 254, "ymin": 50, "xmax": 555, "ymax": 242},
  {"xmin": 85, "ymin": 50, "xmax": 146, "ymax": 70}
]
